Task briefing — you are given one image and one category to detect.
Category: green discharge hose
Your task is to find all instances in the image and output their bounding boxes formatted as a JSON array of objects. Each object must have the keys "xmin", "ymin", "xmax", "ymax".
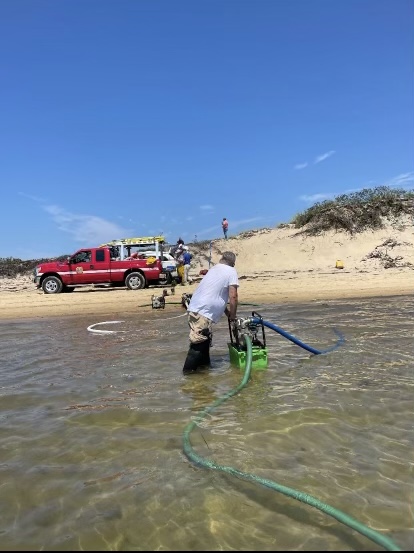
[{"xmin": 182, "ymin": 335, "xmax": 402, "ymax": 551}]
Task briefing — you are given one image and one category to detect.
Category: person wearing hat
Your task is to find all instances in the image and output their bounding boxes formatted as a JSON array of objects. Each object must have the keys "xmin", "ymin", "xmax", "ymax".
[
  {"xmin": 181, "ymin": 246, "xmax": 192, "ymax": 286},
  {"xmin": 171, "ymin": 237, "xmax": 185, "ymax": 260},
  {"xmin": 174, "ymin": 240, "xmax": 186, "ymax": 284},
  {"xmin": 182, "ymin": 251, "xmax": 239, "ymax": 373}
]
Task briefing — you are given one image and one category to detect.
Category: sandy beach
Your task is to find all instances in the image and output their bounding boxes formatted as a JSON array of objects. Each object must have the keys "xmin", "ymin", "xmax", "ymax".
[{"xmin": 1, "ymin": 222, "xmax": 413, "ymax": 321}]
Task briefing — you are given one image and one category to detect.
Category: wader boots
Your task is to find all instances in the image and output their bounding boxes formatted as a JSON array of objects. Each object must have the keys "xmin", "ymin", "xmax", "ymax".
[{"xmin": 182, "ymin": 340, "xmax": 211, "ymax": 374}]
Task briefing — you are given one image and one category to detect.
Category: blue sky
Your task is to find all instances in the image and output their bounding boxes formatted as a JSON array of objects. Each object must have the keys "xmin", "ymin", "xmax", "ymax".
[{"xmin": 1, "ymin": 0, "xmax": 413, "ymax": 259}]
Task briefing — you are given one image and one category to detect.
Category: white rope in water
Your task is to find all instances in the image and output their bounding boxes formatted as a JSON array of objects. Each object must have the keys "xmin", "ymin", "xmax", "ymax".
[
  {"xmin": 87, "ymin": 312, "xmax": 187, "ymax": 335},
  {"xmin": 87, "ymin": 321, "xmax": 128, "ymax": 334}
]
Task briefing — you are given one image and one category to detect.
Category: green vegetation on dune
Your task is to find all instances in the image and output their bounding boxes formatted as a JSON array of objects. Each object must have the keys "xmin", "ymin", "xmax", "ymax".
[
  {"xmin": 0, "ymin": 256, "xmax": 69, "ymax": 279},
  {"xmin": 291, "ymin": 186, "xmax": 414, "ymax": 235}
]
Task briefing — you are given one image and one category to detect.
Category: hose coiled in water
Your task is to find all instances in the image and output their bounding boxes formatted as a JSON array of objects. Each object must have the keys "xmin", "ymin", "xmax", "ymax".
[{"xmin": 182, "ymin": 333, "xmax": 402, "ymax": 551}]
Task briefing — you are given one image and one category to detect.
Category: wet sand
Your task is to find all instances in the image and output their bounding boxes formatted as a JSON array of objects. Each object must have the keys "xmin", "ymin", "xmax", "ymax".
[{"xmin": 0, "ymin": 268, "xmax": 412, "ymax": 320}]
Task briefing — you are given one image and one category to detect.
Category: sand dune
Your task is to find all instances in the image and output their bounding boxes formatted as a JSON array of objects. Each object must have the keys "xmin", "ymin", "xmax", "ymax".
[{"xmin": 0, "ymin": 221, "xmax": 413, "ymax": 320}]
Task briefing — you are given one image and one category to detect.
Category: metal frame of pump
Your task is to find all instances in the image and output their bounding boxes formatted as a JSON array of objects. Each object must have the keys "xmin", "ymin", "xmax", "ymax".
[
  {"xmin": 229, "ymin": 311, "xmax": 267, "ymax": 352},
  {"xmin": 228, "ymin": 312, "xmax": 269, "ymax": 369}
]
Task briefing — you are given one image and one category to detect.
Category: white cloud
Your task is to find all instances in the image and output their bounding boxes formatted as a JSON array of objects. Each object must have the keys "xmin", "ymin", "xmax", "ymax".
[
  {"xmin": 293, "ymin": 151, "xmax": 336, "ymax": 170},
  {"xmin": 314, "ymin": 150, "xmax": 336, "ymax": 164},
  {"xmin": 298, "ymin": 170, "xmax": 414, "ymax": 204},
  {"xmin": 343, "ymin": 187, "xmax": 363, "ymax": 194},
  {"xmin": 382, "ymin": 172, "xmax": 414, "ymax": 188},
  {"xmin": 345, "ymin": 173, "xmax": 414, "ymax": 194},
  {"xmin": 18, "ymin": 192, "xmax": 47, "ymax": 203},
  {"xmin": 43, "ymin": 204, "xmax": 132, "ymax": 245},
  {"xmin": 200, "ymin": 204, "xmax": 214, "ymax": 211},
  {"xmin": 299, "ymin": 193, "xmax": 335, "ymax": 203}
]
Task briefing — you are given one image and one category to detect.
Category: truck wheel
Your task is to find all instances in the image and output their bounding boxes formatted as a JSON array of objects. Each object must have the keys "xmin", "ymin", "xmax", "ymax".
[
  {"xmin": 125, "ymin": 272, "xmax": 145, "ymax": 290},
  {"xmin": 42, "ymin": 276, "xmax": 63, "ymax": 294}
]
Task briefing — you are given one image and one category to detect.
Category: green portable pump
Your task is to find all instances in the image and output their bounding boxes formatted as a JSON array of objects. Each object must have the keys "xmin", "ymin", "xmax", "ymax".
[{"xmin": 228, "ymin": 312, "xmax": 268, "ymax": 370}]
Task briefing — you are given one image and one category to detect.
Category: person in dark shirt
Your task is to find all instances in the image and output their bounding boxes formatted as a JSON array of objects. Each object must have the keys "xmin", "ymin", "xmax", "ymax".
[{"xmin": 182, "ymin": 246, "xmax": 192, "ymax": 285}]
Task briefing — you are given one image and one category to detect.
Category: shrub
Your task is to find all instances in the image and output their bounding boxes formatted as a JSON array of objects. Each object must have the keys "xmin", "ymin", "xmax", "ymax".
[{"xmin": 291, "ymin": 187, "xmax": 414, "ymax": 235}]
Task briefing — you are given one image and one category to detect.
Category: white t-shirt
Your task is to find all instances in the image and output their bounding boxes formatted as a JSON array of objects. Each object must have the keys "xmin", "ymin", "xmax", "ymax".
[{"xmin": 188, "ymin": 263, "xmax": 239, "ymax": 323}]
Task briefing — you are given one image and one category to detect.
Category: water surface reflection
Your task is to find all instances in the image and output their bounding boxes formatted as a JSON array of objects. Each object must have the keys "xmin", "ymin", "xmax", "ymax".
[{"xmin": 0, "ymin": 296, "xmax": 412, "ymax": 550}]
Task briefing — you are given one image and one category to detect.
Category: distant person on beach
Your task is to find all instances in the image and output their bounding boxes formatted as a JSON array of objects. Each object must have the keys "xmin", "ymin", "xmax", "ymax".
[
  {"xmin": 176, "ymin": 253, "xmax": 185, "ymax": 284},
  {"xmin": 171, "ymin": 237, "xmax": 184, "ymax": 257},
  {"xmin": 172, "ymin": 239, "xmax": 187, "ymax": 284},
  {"xmin": 181, "ymin": 246, "xmax": 193, "ymax": 286},
  {"xmin": 182, "ymin": 251, "xmax": 238, "ymax": 373},
  {"xmin": 222, "ymin": 218, "xmax": 229, "ymax": 239}
]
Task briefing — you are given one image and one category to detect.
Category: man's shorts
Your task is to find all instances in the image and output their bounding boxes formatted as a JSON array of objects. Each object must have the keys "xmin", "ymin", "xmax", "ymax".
[{"xmin": 187, "ymin": 311, "xmax": 213, "ymax": 344}]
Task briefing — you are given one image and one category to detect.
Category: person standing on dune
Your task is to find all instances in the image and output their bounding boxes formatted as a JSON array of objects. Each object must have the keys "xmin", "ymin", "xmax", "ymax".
[{"xmin": 222, "ymin": 217, "xmax": 229, "ymax": 239}]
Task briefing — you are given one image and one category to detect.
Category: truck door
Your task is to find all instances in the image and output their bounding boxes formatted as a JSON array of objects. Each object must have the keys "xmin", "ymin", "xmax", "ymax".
[
  {"xmin": 89, "ymin": 249, "xmax": 110, "ymax": 283},
  {"xmin": 68, "ymin": 249, "xmax": 108, "ymax": 285}
]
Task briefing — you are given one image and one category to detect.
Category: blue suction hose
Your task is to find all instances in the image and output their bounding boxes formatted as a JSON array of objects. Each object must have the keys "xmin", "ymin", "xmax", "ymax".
[{"xmin": 251, "ymin": 317, "xmax": 345, "ymax": 354}]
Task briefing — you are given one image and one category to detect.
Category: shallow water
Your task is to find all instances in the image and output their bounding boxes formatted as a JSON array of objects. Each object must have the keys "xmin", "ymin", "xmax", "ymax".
[{"xmin": 0, "ymin": 296, "xmax": 413, "ymax": 551}]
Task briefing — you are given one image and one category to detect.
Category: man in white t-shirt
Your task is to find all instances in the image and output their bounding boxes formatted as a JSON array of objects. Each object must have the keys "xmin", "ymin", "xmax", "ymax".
[{"xmin": 183, "ymin": 251, "xmax": 239, "ymax": 373}]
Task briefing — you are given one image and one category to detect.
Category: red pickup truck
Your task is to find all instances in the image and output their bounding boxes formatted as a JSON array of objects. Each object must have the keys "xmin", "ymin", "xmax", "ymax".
[{"xmin": 33, "ymin": 246, "xmax": 166, "ymax": 294}]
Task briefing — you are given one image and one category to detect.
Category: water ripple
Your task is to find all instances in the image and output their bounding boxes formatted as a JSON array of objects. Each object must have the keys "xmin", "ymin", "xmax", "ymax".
[{"xmin": 0, "ymin": 297, "xmax": 412, "ymax": 550}]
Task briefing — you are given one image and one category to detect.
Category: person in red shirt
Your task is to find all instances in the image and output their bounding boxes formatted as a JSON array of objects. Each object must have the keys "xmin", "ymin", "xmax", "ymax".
[{"xmin": 222, "ymin": 217, "xmax": 229, "ymax": 239}]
